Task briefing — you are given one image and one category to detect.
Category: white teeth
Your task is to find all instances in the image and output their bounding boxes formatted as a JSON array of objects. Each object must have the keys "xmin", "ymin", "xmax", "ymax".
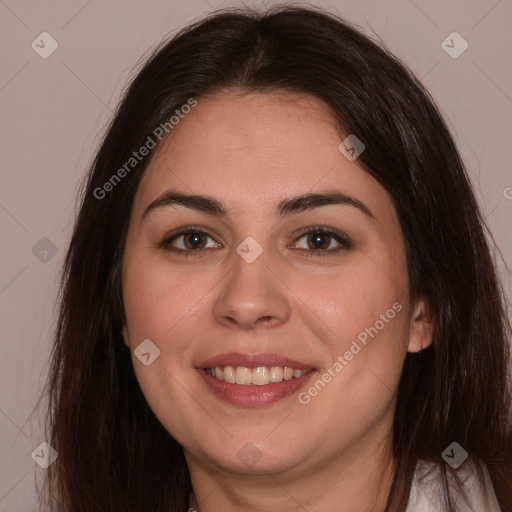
[
  {"xmin": 283, "ymin": 367, "xmax": 294, "ymax": 380},
  {"xmin": 270, "ymin": 366, "xmax": 284, "ymax": 382},
  {"xmin": 224, "ymin": 365, "xmax": 236, "ymax": 383},
  {"xmin": 206, "ymin": 365, "xmax": 309, "ymax": 385},
  {"xmin": 252, "ymin": 366, "xmax": 270, "ymax": 385},
  {"xmin": 235, "ymin": 366, "xmax": 252, "ymax": 385}
]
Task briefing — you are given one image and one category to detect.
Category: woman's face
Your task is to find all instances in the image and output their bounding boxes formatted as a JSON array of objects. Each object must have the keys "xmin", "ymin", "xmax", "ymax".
[{"xmin": 122, "ymin": 90, "xmax": 429, "ymax": 477}]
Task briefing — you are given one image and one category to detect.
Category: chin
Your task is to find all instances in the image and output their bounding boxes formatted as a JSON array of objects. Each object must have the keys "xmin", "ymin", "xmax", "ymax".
[{"xmin": 197, "ymin": 437, "xmax": 309, "ymax": 476}]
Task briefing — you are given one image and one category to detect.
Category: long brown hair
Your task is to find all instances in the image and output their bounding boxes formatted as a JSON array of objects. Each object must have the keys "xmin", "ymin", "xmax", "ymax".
[{"xmin": 36, "ymin": 4, "xmax": 512, "ymax": 511}]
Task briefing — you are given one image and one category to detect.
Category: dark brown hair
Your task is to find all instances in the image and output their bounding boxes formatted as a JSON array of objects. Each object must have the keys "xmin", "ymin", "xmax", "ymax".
[{"xmin": 36, "ymin": 4, "xmax": 512, "ymax": 511}]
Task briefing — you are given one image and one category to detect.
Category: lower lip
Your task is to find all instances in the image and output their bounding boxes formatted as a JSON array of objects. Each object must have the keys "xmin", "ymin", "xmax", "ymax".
[{"xmin": 197, "ymin": 368, "xmax": 317, "ymax": 407}]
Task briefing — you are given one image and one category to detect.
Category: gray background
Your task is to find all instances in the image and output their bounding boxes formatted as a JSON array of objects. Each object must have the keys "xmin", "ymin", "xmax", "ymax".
[{"xmin": 0, "ymin": 0, "xmax": 511, "ymax": 510}]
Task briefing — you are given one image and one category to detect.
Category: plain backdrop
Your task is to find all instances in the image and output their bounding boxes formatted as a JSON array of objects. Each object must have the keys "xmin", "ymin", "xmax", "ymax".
[{"xmin": 0, "ymin": 0, "xmax": 511, "ymax": 510}]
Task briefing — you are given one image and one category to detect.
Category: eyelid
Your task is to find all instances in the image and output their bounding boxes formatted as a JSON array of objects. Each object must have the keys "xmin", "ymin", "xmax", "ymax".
[
  {"xmin": 161, "ymin": 226, "xmax": 221, "ymax": 253},
  {"xmin": 292, "ymin": 224, "xmax": 350, "ymax": 241},
  {"xmin": 289, "ymin": 225, "xmax": 352, "ymax": 252},
  {"xmin": 161, "ymin": 225, "xmax": 352, "ymax": 256}
]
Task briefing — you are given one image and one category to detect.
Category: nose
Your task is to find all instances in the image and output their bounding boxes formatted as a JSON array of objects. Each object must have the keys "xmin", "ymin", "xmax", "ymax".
[{"xmin": 212, "ymin": 246, "xmax": 291, "ymax": 331}]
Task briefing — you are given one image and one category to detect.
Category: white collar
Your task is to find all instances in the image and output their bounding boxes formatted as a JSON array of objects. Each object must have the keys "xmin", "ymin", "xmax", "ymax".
[{"xmin": 405, "ymin": 459, "xmax": 501, "ymax": 511}]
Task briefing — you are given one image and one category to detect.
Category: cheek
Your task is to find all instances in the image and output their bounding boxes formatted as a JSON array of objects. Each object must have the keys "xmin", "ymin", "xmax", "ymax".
[
  {"xmin": 302, "ymin": 257, "xmax": 407, "ymax": 348},
  {"xmin": 298, "ymin": 255, "xmax": 409, "ymax": 416},
  {"xmin": 299, "ymin": 254, "xmax": 410, "ymax": 416},
  {"xmin": 122, "ymin": 259, "xmax": 212, "ymax": 434},
  {"xmin": 122, "ymin": 256, "xmax": 219, "ymax": 360}
]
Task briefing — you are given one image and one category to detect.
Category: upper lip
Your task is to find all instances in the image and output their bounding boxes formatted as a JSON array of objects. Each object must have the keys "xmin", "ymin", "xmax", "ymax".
[{"xmin": 197, "ymin": 352, "xmax": 315, "ymax": 370}]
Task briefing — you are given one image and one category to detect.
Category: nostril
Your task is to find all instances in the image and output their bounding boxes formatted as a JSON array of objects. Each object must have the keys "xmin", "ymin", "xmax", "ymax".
[{"xmin": 259, "ymin": 316, "xmax": 277, "ymax": 326}]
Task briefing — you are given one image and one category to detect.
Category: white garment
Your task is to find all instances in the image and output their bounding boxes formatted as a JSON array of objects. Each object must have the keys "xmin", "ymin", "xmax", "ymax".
[{"xmin": 405, "ymin": 459, "xmax": 502, "ymax": 511}]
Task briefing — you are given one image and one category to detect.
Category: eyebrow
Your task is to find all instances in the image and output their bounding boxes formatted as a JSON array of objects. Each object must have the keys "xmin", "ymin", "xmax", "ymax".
[{"xmin": 141, "ymin": 190, "xmax": 376, "ymax": 221}]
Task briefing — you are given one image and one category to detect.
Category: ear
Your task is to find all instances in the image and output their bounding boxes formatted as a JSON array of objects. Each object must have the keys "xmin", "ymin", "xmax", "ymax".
[
  {"xmin": 407, "ymin": 298, "xmax": 434, "ymax": 353},
  {"xmin": 122, "ymin": 325, "xmax": 130, "ymax": 348}
]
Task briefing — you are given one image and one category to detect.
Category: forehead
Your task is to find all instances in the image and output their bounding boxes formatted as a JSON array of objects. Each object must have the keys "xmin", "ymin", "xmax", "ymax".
[{"xmin": 132, "ymin": 90, "xmax": 392, "ymax": 221}]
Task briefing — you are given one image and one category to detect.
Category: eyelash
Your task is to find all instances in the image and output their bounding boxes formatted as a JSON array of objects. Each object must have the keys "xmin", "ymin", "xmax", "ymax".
[{"xmin": 160, "ymin": 225, "xmax": 352, "ymax": 258}]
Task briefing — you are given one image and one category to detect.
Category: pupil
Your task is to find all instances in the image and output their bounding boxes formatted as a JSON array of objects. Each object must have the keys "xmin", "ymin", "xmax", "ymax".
[
  {"xmin": 186, "ymin": 233, "xmax": 204, "ymax": 249},
  {"xmin": 310, "ymin": 233, "xmax": 328, "ymax": 250}
]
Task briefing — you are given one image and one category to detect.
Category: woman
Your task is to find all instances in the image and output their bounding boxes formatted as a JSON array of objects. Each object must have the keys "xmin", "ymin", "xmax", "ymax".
[{"xmin": 37, "ymin": 4, "xmax": 512, "ymax": 511}]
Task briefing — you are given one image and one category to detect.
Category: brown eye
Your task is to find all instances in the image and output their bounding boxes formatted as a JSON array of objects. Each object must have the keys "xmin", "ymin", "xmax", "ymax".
[
  {"xmin": 292, "ymin": 227, "xmax": 352, "ymax": 257},
  {"xmin": 182, "ymin": 232, "xmax": 207, "ymax": 250},
  {"xmin": 306, "ymin": 232, "xmax": 332, "ymax": 250},
  {"xmin": 163, "ymin": 228, "xmax": 221, "ymax": 254}
]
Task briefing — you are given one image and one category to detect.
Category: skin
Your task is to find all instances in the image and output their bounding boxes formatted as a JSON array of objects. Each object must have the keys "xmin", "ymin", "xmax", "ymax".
[{"xmin": 121, "ymin": 90, "xmax": 433, "ymax": 512}]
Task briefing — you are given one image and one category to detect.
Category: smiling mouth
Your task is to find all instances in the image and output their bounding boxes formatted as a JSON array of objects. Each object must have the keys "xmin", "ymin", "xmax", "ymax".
[{"xmin": 204, "ymin": 365, "xmax": 313, "ymax": 385}]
